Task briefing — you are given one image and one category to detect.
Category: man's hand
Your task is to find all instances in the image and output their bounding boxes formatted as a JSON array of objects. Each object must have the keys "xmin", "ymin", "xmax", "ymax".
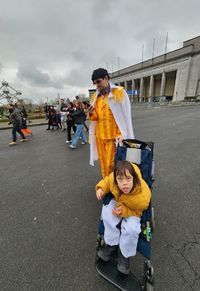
[
  {"xmin": 112, "ymin": 205, "xmax": 122, "ymax": 217},
  {"xmin": 96, "ymin": 188, "xmax": 105, "ymax": 200},
  {"xmin": 116, "ymin": 135, "xmax": 124, "ymax": 146},
  {"xmin": 88, "ymin": 105, "xmax": 95, "ymax": 114}
]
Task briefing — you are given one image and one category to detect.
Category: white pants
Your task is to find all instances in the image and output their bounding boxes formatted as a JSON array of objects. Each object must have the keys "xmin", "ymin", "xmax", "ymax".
[
  {"xmin": 61, "ymin": 120, "xmax": 67, "ymax": 129},
  {"xmin": 102, "ymin": 199, "xmax": 141, "ymax": 258}
]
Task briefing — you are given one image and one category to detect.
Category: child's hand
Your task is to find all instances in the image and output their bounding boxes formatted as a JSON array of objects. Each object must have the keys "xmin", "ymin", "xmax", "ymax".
[
  {"xmin": 96, "ymin": 188, "xmax": 104, "ymax": 200},
  {"xmin": 112, "ymin": 205, "xmax": 122, "ymax": 216}
]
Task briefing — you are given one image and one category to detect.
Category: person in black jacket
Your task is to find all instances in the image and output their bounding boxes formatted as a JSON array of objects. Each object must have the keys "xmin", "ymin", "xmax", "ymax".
[
  {"xmin": 68, "ymin": 101, "xmax": 87, "ymax": 149},
  {"xmin": 46, "ymin": 105, "xmax": 53, "ymax": 130},
  {"xmin": 65, "ymin": 102, "xmax": 76, "ymax": 143},
  {"xmin": 8, "ymin": 103, "xmax": 27, "ymax": 146},
  {"xmin": 82, "ymin": 101, "xmax": 89, "ymax": 132}
]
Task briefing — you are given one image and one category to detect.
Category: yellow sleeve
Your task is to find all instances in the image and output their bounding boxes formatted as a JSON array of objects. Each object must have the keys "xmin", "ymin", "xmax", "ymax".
[
  {"xmin": 88, "ymin": 110, "xmax": 98, "ymax": 121},
  {"xmin": 117, "ymin": 202, "xmax": 139, "ymax": 218},
  {"xmin": 117, "ymin": 127, "xmax": 122, "ymax": 137},
  {"xmin": 95, "ymin": 173, "xmax": 112, "ymax": 194},
  {"xmin": 88, "ymin": 92, "xmax": 98, "ymax": 121}
]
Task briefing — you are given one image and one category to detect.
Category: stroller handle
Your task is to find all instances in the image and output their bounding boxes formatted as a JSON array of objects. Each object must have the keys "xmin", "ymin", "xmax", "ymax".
[{"xmin": 121, "ymin": 139, "xmax": 154, "ymax": 151}]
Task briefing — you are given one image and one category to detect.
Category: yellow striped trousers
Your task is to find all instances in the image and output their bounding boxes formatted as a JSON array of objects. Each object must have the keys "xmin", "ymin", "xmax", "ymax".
[{"xmin": 96, "ymin": 137, "xmax": 116, "ymax": 178}]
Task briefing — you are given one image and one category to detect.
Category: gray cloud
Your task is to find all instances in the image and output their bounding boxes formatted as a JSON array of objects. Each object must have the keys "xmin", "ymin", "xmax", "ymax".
[
  {"xmin": 0, "ymin": 0, "xmax": 199, "ymax": 101},
  {"xmin": 17, "ymin": 63, "xmax": 64, "ymax": 89}
]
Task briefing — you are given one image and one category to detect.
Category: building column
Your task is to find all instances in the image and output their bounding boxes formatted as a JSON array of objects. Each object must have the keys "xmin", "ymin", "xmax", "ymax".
[
  {"xmin": 160, "ymin": 72, "xmax": 166, "ymax": 96},
  {"xmin": 124, "ymin": 81, "xmax": 128, "ymax": 92},
  {"xmin": 131, "ymin": 79, "xmax": 135, "ymax": 102},
  {"xmin": 139, "ymin": 77, "xmax": 144, "ymax": 102},
  {"xmin": 149, "ymin": 75, "xmax": 154, "ymax": 102}
]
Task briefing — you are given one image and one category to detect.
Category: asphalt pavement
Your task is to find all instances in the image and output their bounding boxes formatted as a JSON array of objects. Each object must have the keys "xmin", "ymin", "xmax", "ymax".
[{"xmin": 0, "ymin": 104, "xmax": 200, "ymax": 291}]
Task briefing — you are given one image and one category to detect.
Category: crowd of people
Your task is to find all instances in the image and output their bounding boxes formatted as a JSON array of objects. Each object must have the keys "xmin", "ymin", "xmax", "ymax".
[{"xmin": 45, "ymin": 98, "xmax": 90, "ymax": 149}]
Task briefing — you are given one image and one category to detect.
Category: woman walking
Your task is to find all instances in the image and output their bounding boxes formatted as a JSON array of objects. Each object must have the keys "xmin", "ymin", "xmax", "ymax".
[
  {"xmin": 66, "ymin": 102, "xmax": 76, "ymax": 143},
  {"xmin": 68, "ymin": 101, "xmax": 87, "ymax": 149}
]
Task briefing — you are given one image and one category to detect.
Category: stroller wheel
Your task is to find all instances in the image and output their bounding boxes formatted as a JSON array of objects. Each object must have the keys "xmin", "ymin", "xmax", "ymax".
[
  {"xmin": 96, "ymin": 234, "xmax": 105, "ymax": 250},
  {"xmin": 96, "ymin": 234, "xmax": 101, "ymax": 250},
  {"xmin": 151, "ymin": 207, "xmax": 155, "ymax": 231},
  {"xmin": 145, "ymin": 281, "xmax": 154, "ymax": 291},
  {"xmin": 100, "ymin": 238, "xmax": 105, "ymax": 248},
  {"xmin": 143, "ymin": 260, "xmax": 154, "ymax": 289}
]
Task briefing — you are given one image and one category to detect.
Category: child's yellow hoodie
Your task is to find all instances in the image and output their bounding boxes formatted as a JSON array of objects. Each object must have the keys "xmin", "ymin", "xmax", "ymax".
[{"xmin": 96, "ymin": 163, "xmax": 151, "ymax": 218}]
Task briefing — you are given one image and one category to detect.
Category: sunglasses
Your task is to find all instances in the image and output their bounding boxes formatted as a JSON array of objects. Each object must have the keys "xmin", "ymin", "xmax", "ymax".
[{"xmin": 93, "ymin": 79, "xmax": 103, "ymax": 85}]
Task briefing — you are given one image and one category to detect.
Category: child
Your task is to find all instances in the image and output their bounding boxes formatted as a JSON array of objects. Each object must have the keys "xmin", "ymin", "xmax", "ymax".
[{"xmin": 96, "ymin": 160, "xmax": 151, "ymax": 274}]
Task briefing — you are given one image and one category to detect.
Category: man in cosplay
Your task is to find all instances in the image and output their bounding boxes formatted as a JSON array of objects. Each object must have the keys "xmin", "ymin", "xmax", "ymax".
[{"xmin": 88, "ymin": 68, "xmax": 134, "ymax": 178}]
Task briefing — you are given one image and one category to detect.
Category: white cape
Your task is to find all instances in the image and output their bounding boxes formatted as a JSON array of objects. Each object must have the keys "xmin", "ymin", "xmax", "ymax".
[{"xmin": 89, "ymin": 82, "xmax": 134, "ymax": 166}]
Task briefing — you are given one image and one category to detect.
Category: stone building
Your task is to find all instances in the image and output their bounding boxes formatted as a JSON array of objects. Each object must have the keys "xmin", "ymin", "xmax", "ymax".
[
  {"xmin": 88, "ymin": 89, "xmax": 96, "ymax": 99},
  {"xmin": 111, "ymin": 36, "xmax": 200, "ymax": 102}
]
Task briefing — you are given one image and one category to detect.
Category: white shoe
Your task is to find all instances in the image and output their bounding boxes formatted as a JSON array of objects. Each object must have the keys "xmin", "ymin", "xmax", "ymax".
[
  {"xmin": 66, "ymin": 140, "xmax": 71, "ymax": 144},
  {"xmin": 69, "ymin": 144, "xmax": 76, "ymax": 149},
  {"xmin": 81, "ymin": 141, "xmax": 87, "ymax": 145},
  {"xmin": 9, "ymin": 141, "xmax": 17, "ymax": 146},
  {"xmin": 20, "ymin": 138, "xmax": 28, "ymax": 142}
]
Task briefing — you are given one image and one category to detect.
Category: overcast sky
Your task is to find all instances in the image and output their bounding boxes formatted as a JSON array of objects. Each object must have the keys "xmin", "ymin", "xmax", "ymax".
[{"xmin": 0, "ymin": 0, "xmax": 200, "ymax": 102}]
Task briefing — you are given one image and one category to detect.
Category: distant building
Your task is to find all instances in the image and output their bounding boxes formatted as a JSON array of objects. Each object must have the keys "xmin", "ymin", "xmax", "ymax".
[
  {"xmin": 88, "ymin": 89, "xmax": 96, "ymax": 98},
  {"xmin": 110, "ymin": 36, "xmax": 200, "ymax": 102}
]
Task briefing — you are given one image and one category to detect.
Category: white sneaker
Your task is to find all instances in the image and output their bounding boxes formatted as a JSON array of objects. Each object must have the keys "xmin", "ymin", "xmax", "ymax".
[
  {"xmin": 9, "ymin": 141, "xmax": 17, "ymax": 146},
  {"xmin": 66, "ymin": 140, "xmax": 71, "ymax": 144},
  {"xmin": 81, "ymin": 141, "xmax": 87, "ymax": 145},
  {"xmin": 69, "ymin": 144, "xmax": 76, "ymax": 149}
]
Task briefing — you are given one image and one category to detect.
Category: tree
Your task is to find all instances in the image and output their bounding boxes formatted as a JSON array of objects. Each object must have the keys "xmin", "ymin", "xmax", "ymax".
[{"xmin": 0, "ymin": 106, "xmax": 4, "ymax": 117}]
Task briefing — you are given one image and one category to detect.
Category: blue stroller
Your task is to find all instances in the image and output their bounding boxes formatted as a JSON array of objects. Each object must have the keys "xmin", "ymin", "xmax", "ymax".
[{"xmin": 96, "ymin": 139, "xmax": 155, "ymax": 291}]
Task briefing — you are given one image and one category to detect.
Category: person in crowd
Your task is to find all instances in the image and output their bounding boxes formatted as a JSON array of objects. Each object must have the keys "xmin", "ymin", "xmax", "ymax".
[
  {"xmin": 44, "ymin": 102, "xmax": 49, "ymax": 119},
  {"xmin": 60, "ymin": 109, "xmax": 67, "ymax": 131},
  {"xmin": 46, "ymin": 105, "xmax": 53, "ymax": 130},
  {"xmin": 60, "ymin": 98, "xmax": 67, "ymax": 111},
  {"xmin": 7, "ymin": 103, "xmax": 27, "ymax": 146},
  {"xmin": 20, "ymin": 105, "xmax": 32, "ymax": 136},
  {"xmin": 50, "ymin": 107, "xmax": 59, "ymax": 130},
  {"xmin": 82, "ymin": 101, "xmax": 89, "ymax": 132},
  {"xmin": 66, "ymin": 102, "xmax": 76, "ymax": 143},
  {"xmin": 56, "ymin": 111, "xmax": 62, "ymax": 129},
  {"xmin": 96, "ymin": 160, "xmax": 151, "ymax": 274},
  {"xmin": 68, "ymin": 101, "xmax": 87, "ymax": 149},
  {"xmin": 88, "ymin": 68, "xmax": 134, "ymax": 177}
]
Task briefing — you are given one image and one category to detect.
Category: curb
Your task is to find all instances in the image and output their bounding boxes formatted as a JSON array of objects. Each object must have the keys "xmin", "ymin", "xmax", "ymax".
[
  {"xmin": 0, "ymin": 122, "xmax": 47, "ymax": 130},
  {"xmin": 132, "ymin": 102, "xmax": 200, "ymax": 109}
]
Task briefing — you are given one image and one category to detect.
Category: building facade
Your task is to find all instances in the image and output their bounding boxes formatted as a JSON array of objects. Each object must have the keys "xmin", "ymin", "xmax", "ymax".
[{"xmin": 111, "ymin": 36, "xmax": 200, "ymax": 102}]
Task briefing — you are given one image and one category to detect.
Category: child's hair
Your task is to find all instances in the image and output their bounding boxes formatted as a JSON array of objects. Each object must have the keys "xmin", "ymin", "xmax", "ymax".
[
  {"xmin": 68, "ymin": 102, "xmax": 74, "ymax": 108},
  {"xmin": 75, "ymin": 100, "xmax": 84, "ymax": 109},
  {"xmin": 114, "ymin": 160, "xmax": 141, "ymax": 192}
]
